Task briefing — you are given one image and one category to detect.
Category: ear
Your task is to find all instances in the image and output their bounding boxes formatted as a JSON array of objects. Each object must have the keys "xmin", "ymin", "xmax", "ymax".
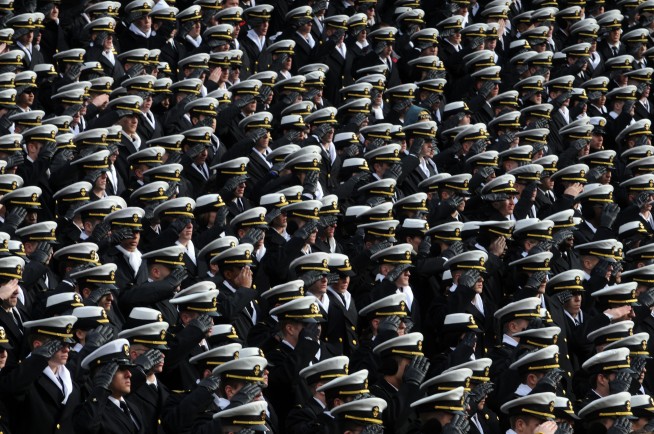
[
  {"xmin": 203, "ymin": 368, "xmax": 212, "ymax": 379},
  {"xmin": 82, "ymin": 287, "xmax": 91, "ymax": 299},
  {"xmin": 32, "ymin": 339, "xmax": 43, "ymax": 349}
]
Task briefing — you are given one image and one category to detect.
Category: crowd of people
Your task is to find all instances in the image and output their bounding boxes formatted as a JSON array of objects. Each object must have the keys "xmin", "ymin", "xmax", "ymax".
[{"xmin": 0, "ymin": 0, "xmax": 653, "ymax": 433}]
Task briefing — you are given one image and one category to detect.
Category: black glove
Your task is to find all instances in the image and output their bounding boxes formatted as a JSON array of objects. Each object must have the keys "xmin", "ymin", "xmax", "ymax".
[
  {"xmin": 85, "ymin": 325, "xmax": 114, "ymax": 349},
  {"xmin": 481, "ymin": 193, "xmax": 508, "ymax": 202},
  {"xmin": 631, "ymin": 356, "xmax": 647, "ymax": 380},
  {"xmin": 368, "ymin": 241, "xmax": 392, "ymax": 256},
  {"xmin": 65, "ymin": 63, "xmax": 83, "ymax": 81},
  {"xmin": 84, "ymin": 169, "xmax": 104, "ymax": 184},
  {"xmin": 385, "ymin": 265, "xmax": 408, "ymax": 283},
  {"xmin": 318, "ymin": 215, "xmax": 338, "ymax": 229},
  {"xmin": 314, "ymin": 123, "xmax": 334, "ymax": 140},
  {"xmin": 285, "ymin": 129, "xmax": 301, "ymax": 143},
  {"xmin": 524, "ymin": 271, "xmax": 547, "ymax": 290},
  {"xmin": 64, "ymin": 263, "xmax": 95, "ymax": 286},
  {"xmin": 228, "ymin": 382, "xmax": 262, "ymax": 407},
  {"xmin": 639, "ymin": 288, "xmax": 654, "ymax": 308},
  {"xmin": 383, "ymin": 163, "xmax": 402, "ymax": 180},
  {"xmin": 418, "ymin": 236, "xmax": 431, "ymax": 256},
  {"xmin": 215, "ymin": 205, "xmax": 230, "ymax": 227},
  {"xmin": 3, "ymin": 206, "xmax": 27, "ymax": 230},
  {"xmin": 257, "ymin": 86, "xmax": 273, "ymax": 102},
  {"xmin": 135, "ymin": 349, "xmax": 163, "ymax": 373},
  {"xmin": 248, "ymin": 128, "xmax": 268, "ymax": 142},
  {"xmin": 198, "ymin": 374, "xmax": 222, "ymax": 392},
  {"xmin": 479, "ymin": 80, "xmax": 497, "ymax": 98},
  {"xmin": 170, "ymin": 217, "xmax": 192, "ymax": 236},
  {"xmin": 623, "ymin": 99, "xmax": 636, "ymax": 114},
  {"xmin": 461, "ymin": 331, "xmax": 477, "ymax": 350},
  {"xmin": 403, "ymin": 355, "xmax": 430, "ymax": 386},
  {"xmin": 470, "ymin": 139, "xmax": 487, "ymax": 155},
  {"xmin": 327, "ymin": 272, "xmax": 340, "ymax": 285},
  {"xmin": 360, "ymin": 425, "xmax": 384, "ymax": 434},
  {"xmin": 111, "ymin": 227, "xmax": 134, "ymax": 244},
  {"xmin": 409, "ymin": 138, "xmax": 425, "ymax": 156},
  {"xmin": 94, "ymin": 31, "xmax": 110, "ymax": 47},
  {"xmin": 165, "ymin": 267, "xmax": 187, "ymax": 287},
  {"xmin": 126, "ymin": 63, "xmax": 145, "ymax": 79},
  {"xmin": 467, "ymin": 382, "xmax": 494, "ymax": 415},
  {"xmin": 609, "ymin": 369, "xmax": 634, "ymax": 394},
  {"xmin": 442, "ymin": 413, "xmax": 470, "ymax": 434},
  {"xmin": 612, "ymin": 261, "xmax": 623, "ymax": 279},
  {"xmin": 235, "ymin": 96, "xmax": 253, "ymax": 109},
  {"xmin": 240, "ymin": 227, "xmax": 264, "ymax": 245},
  {"xmin": 5, "ymin": 152, "xmax": 24, "ymax": 168},
  {"xmin": 443, "ymin": 195, "xmax": 464, "ymax": 213},
  {"xmin": 553, "ymin": 91, "xmax": 572, "ymax": 108},
  {"xmin": 555, "ymin": 422, "xmax": 575, "ymax": 434},
  {"xmin": 165, "ymin": 152, "xmax": 182, "ymax": 165},
  {"xmin": 329, "ymin": 29, "xmax": 345, "ymax": 43},
  {"xmin": 32, "ymin": 339, "xmax": 63, "ymax": 359},
  {"xmin": 586, "ymin": 166, "xmax": 607, "ymax": 183},
  {"xmin": 294, "ymin": 220, "xmax": 318, "ymax": 241},
  {"xmin": 28, "ymin": 241, "xmax": 52, "ymax": 265},
  {"xmin": 520, "ymin": 182, "xmax": 538, "ymax": 201},
  {"xmin": 607, "ymin": 417, "xmax": 633, "ymax": 434},
  {"xmin": 634, "ymin": 191, "xmax": 652, "ymax": 209},
  {"xmin": 185, "ymin": 143, "xmax": 206, "ymax": 160},
  {"xmin": 600, "ymin": 203, "xmax": 620, "ymax": 228},
  {"xmin": 536, "ymin": 368, "xmax": 563, "ymax": 392},
  {"xmin": 591, "ymin": 259, "xmax": 611, "ymax": 280},
  {"xmin": 552, "ymin": 229, "xmax": 573, "ymax": 247},
  {"xmin": 303, "ymin": 170, "xmax": 319, "ymax": 195},
  {"xmin": 88, "ymin": 221, "xmax": 111, "ymax": 243},
  {"xmin": 39, "ymin": 141, "xmax": 56, "ymax": 160},
  {"xmin": 345, "ymin": 143, "xmax": 360, "ymax": 157},
  {"xmin": 301, "ymin": 270, "xmax": 324, "ymax": 287},
  {"xmin": 220, "ymin": 176, "xmax": 245, "ymax": 199},
  {"xmin": 301, "ymin": 322, "xmax": 321, "ymax": 341},
  {"xmin": 458, "ymin": 269, "xmax": 480, "ymax": 289},
  {"xmin": 448, "ymin": 241, "xmax": 466, "ymax": 256},
  {"xmin": 189, "ymin": 314, "xmax": 213, "ymax": 334},
  {"xmin": 556, "ymin": 290, "xmax": 573, "ymax": 305},
  {"xmin": 496, "ymin": 131, "xmax": 515, "ymax": 150},
  {"xmin": 377, "ymin": 315, "xmax": 401, "ymax": 335},
  {"xmin": 52, "ymin": 148, "xmax": 74, "ymax": 166},
  {"xmin": 93, "ymin": 361, "xmax": 119, "ymax": 391}
]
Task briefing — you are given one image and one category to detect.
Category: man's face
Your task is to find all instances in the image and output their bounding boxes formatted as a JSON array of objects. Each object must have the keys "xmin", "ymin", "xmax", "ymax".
[
  {"xmin": 99, "ymin": 291, "xmax": 113, "ymax": 311},
  {"xmin": 120, "ymin": 230, "xmax": 140, "ymax": 251},
  {"xmin": 50, "ymin": 343, "xmax": 70, "ymax": 365},
  {"xmin": 136, "ymin": 15, "xmax": 152, "ymax": 33},
  {"xmin": 120, "ymin": 114, "xmax": 139, "ymax": 134},
  {"xmin": 109, "ymin": 366, "xmax": 132, "ymax": 396},
  {"xmin": 234, "ymin": 181, "xmax": 246, "ymax": 198},
  {"xmin": 18, "ymin": 90, "xmax": 34, "ymax": 107},
  {"xmin": 0, "ymin": 348, "xmax": 7, "ymax": 369}
]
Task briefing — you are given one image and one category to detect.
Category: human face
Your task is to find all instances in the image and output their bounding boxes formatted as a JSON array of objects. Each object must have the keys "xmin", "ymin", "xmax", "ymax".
[
  {"xmin": 565, "ymin": 293, "xmax": 582, "ymax": 316},
  {"xmin": 188, "ymin": 20, "xmax": 201, "ymax": 38},
  {"xmin": 109, "ymin": 366, "xmax": 132, "ymax": 397},
  {"xmin": 94, "ymin": 171, "xmax": 108, "ymax": 191},
  {"xmin": 336, "ymin": 275, "xmax": 350, "ymax": 292},
  {"xmin": 50, "ymin": 343, "xmax": 70, "ymax": 365},
  {"xmin": 257, "ymin": 21, "xmax": 269, "ymax": 36},
  {"xmin": 120, "ymin": 231, "xmax": 140, "ymax": 252},
  {"xmin": 136, "ymin": 15, "xmax": 152, "ymax": 33},
  {"xmin": 310, "ymin": 275, "xmax": 328, "ymax": 295},
  {"xmin": 234, "ymin": 181, "xmax": 246, "ymax": 198},
  {"xmin": 0, "ymin": 348, "xmax": 7, "ymax": 370},
  {"xmin": 99, "ymin": 292, "xmax": 113, "ymax": 311},
  {"xmin": 120, "ymin": 114, "xmax": 139, "ymax": 135}
]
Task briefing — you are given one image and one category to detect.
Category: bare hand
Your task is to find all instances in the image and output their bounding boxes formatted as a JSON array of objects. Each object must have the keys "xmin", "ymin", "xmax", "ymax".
[
  {"xmin": 488, "ymin": 237, "xmax": 506, "ymax": 257},
  {"xmin": 234, "ymin": 266, "xmax": 253, "ymax": 289},
  {"xmin": 0, "ymin": 278, "xmax": 19, "ymax": 301},
  {"xmin": 208, "ymin": 67, "xmax": 223, "ymax": 84},
  {"xmin": 563, "ymin": 182, "xmax": 584, "ymax": 197},
  {"xmin": 533, "ymin": 421, "xmax": 557, "ymax": 434},
  {"xmin": 605, "ymin": 305, "xmax": 633, "ymax": 322}
]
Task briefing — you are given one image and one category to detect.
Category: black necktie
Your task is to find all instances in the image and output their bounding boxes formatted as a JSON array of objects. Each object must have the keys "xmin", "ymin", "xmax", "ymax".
[
  {"xmin": 612, "ymin": 46, "xmax": 618, "ymax": 56},
  {"xmin": 149, "ymin": 383, "xmax": 158, "ymax": 393},
  {"xmin": 12, "ymin": 309, "xmax": 23, "ymax": 334},
  {"xmin": 237, "ymin": 199, "xmax": 244, "ymax": 212},
  {"xmin": 338, "ymin": 292, "xmax": 346, "ymax": 305},
  {"xmin": 120, "ymin": 401, "xmax": 140, "ymax": 429},
  {"xmin": 57, "ymin": 376, "xmax": 66, "ymax": 399}
]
